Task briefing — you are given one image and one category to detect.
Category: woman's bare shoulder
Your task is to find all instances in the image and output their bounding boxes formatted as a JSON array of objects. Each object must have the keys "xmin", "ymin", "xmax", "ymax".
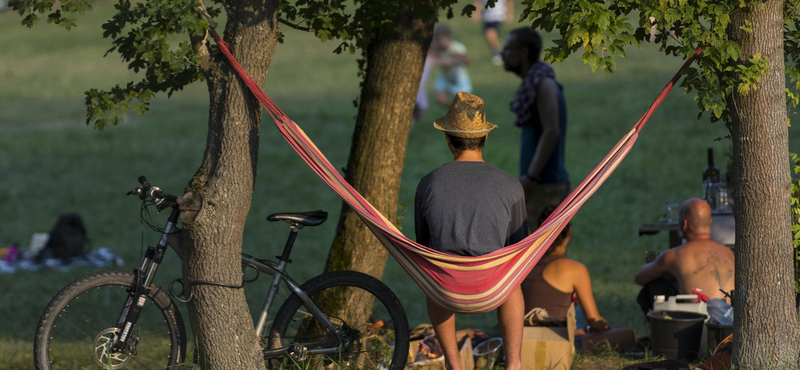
[{"xmin": 547, "ymin": 257, "xmax": 588, "ymax": 274}]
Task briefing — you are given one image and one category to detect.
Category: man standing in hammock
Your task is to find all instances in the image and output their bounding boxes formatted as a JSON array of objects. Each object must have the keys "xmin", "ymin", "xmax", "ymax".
[
  {"xmin": 415, "ymin": 92, "xmax": 528, "ymax": 370},
  {"xmin": 502, "ymin": 27, "xmax": 570, "ymax": 232}
]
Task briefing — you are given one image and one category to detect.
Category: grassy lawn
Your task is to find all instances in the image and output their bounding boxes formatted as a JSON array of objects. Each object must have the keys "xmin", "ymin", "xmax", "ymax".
[{"xmin": 1, "ymin": 2, "xmax": 797, "ymax": 369}]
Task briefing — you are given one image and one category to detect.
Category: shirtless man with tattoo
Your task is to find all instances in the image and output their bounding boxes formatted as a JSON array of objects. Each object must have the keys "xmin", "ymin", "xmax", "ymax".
[{"xmin": 634, "ymin": 198, "xmax": 735, "ymax": 314}]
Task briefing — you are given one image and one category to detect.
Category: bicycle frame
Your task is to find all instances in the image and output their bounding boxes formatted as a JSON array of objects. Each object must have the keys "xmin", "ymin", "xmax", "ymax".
[
  {"xmin": 241, "ymin": 254, "xmax": 340, "ymax": 342},
  {"xmin": 115, "ymin": 205, "xmax": 344, "ymax": 357}
]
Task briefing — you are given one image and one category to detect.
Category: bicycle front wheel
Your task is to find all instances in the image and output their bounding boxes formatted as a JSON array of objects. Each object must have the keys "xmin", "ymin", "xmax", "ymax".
[
  {"xmin": 268, "ymin": 271, "xmax": 409, "ymax": 370},
  {"xmin": 34, "ymin": 270, "xmax": 186, "ymax": 370}
]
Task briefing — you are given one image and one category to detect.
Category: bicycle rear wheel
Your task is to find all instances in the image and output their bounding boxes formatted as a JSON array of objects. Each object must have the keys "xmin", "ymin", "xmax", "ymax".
[
  {"xmin": 268, "ymin": 271, "xmax": 409, "ymax": 370},
  {"xmin": 34, "ymin": 270, "xmax": 186, "ymax": 370}
]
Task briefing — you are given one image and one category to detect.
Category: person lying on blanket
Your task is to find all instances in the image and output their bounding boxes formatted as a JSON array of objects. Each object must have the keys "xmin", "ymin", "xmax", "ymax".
[{"xmin": 414, "ymin": 92, "xmax": 528, "ymax": 370}]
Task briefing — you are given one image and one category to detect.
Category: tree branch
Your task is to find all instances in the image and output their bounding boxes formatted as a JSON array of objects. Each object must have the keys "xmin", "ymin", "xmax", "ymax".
[
  {"xmin": 191, "ymin": 0, "xmax": 214, "ymax": 75},
  {"xmin": 279, "ymin": 18, "xmax": 315, "ymax": 32}
]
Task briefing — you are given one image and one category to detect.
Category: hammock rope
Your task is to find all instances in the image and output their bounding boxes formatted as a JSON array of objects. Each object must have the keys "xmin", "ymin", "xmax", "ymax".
[{"xmin": 207, "ymin": 27, "xmax": 702, "ymax": 313}]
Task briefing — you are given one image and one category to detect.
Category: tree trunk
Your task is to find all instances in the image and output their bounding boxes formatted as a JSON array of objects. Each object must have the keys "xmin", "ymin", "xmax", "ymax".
[
  {"xmin": 179, "ymin": 1, "xmax": 279, "ymax": 369},
  {"xmin": 324, "ymin": 2, "xmax": 437, "ymax": 278},
  {"xmin": 728, "ymin": 1, "xmax": 800, "ymax": 367}
]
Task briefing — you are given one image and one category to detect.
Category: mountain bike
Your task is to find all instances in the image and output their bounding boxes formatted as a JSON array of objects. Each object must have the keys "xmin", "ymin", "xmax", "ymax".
[{"xmin": 33, "ymin": 176, "xmax": 409, "ymax": 370}]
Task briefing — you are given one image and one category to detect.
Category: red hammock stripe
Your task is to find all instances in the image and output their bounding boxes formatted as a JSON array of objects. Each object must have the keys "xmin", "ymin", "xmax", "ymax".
[{"xmin": 208, "ymin": 27, "xmax": 702, "ymax": 313}]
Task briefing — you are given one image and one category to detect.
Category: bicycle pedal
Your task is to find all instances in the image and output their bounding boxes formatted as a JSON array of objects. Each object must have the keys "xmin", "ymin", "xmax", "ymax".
[{"xmin": 290, "ymin": 344, "xmax": 308, "ymax": 362}]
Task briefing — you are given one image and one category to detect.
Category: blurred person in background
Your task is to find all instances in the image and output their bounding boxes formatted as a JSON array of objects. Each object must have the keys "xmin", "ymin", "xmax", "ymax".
[
  {"xmin": 429, "ymin": 24, "xmax": 472, "ymax": 108},
  {"xmin": 472, "ymin": 0, "xmax": 514, "ymax": 65},
  {"xmin": 414, "ymin": 59, "xmax": 433, "ymax": 121},
  {"xmin": 502, "ymin": 27, "xmax": 570, "ymax": 232}
]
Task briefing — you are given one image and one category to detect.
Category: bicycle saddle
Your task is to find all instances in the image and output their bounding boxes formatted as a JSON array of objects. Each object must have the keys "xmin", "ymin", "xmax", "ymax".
[{"xmin": 267, "ymin": 210, "xmax": 328, "ymax": 227}]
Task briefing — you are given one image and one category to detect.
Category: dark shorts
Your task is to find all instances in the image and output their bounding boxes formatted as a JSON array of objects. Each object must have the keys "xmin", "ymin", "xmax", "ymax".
[
  {"xmin": 483, "ymin": 21, "xmax": 501, "ymax": 31},
  {"xmin": 525, "ymin": 182, "xmax": 570, "ymax": 234}
]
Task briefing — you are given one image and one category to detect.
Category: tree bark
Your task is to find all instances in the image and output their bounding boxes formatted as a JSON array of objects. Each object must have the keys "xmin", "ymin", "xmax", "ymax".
[
  {"xmin": 324, "ymin": 2, "xmax": 438, "ymax": 278},
  {"xmin": 179, "ymin": 1, "xmax": 279, "ymax": 369},
  {"xmin": 728, "ymin": 1, "xmax": 800, "ymax": 367}
]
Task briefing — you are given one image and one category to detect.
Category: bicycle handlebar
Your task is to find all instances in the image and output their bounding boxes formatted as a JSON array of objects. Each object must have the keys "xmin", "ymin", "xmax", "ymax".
[
  {"xmin": 128, "ymin": 176, "xmax": 178, "ymax": 209},
  {"xmin": 138, "ymin": 175, "xmax": 151, "ymax": 188}
]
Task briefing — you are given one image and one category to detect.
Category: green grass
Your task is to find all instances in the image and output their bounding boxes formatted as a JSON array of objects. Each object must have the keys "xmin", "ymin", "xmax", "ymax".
[{"xmin": 2, "ymin": 2, "xmax": 799, "ymax": 369}]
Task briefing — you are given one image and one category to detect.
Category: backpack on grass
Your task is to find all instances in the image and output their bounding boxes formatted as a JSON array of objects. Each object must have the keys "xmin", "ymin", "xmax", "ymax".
[{"xmin": 36, "ymin": 213, "xmax": 89, "ymax": 262}]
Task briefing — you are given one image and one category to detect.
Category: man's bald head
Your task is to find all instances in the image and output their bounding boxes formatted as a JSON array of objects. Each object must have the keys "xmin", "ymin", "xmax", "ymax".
[{"xmin": 679, "ymin": 197, "xmax": 712, "ymax": 236}]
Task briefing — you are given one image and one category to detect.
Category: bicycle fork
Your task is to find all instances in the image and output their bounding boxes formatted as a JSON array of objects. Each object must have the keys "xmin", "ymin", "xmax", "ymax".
[{"xmin": 112, "ymin": 208, "xmax": 179, "ymax": 354}]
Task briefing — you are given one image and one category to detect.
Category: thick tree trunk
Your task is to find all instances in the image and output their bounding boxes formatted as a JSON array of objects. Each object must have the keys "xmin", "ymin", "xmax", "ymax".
[
  {"xmin": 324, "ymin": 2, "xmax": 437, "ymax": 278},
  {"xmin": 179, "ymin": 1, "xmax": 279, "ymax": 369},
  {"xmin": 728, "ymin": 1, "xmax": 800, "ymax": 368}
]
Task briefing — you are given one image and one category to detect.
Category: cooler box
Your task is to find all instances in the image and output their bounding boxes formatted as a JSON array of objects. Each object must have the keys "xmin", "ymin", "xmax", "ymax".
[{"xmin": 653, "ymin": 294, "xmax": 707, "ymax": 314}]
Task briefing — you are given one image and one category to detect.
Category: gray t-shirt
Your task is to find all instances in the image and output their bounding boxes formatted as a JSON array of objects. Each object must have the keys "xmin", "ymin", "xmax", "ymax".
[{"xmin": 414, "ymin": 161, "xmax": 528, "ymax": 256}]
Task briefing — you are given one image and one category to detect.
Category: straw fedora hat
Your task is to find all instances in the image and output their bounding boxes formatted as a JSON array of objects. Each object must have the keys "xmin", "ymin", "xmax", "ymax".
[{"xmin": 433, "ymin": 92, "xmax": 498, "ymax": 139}]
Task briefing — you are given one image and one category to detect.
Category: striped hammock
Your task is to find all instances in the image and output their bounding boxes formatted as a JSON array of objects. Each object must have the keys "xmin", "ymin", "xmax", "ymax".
[{"xmin": 208, "ymin": 28, "xmax": 701, "ymax": 313}]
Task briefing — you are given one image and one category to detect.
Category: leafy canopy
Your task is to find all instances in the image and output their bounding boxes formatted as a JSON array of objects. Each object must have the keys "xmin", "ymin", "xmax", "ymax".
[
  {"xmin": 520, "ymin": 0, "xmax": 800, "ymax": 124},
  {"xmin": 11, "ymin": 0, "xmax": 216, "ymax": 128},
  {"xmin": 10, "ymin": 0, "xmax": 482, "ymax": 128}
]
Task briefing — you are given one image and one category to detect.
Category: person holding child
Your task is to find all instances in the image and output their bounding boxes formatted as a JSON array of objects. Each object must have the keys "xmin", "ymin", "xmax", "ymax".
[{"xmin": 428, "ymin": 24, "xmax": 473, "ymax": 109}]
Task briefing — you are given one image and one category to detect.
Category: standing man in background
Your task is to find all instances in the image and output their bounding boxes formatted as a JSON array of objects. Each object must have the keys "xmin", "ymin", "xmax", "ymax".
[
  {"xmin": 472, "ymin": 0, "xmax": 514, "ymax": 65},
  {"xmin": 502, "ymin": 27, "xmax": 570, "ymax": 232}
]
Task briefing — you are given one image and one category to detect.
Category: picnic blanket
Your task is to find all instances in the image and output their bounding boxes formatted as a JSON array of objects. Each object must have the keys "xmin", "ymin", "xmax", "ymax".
[{"xmin": 0, "ymin": 247, "xmax": 124, "ymax": 274}]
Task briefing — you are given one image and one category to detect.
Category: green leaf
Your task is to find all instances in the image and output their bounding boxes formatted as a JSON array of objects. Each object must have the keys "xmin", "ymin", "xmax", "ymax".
[
  {"xmin": 665, "ymin": 8, "xmax": 680, "ymax": 24},
  {"xmin": 725, "ymin": 41, "xmax": 740, "ymax": 61},
  {"xmin": 21, "ymin": 14, "xmax": 39, "ymax": 28},
  {"xmin": 596, "ymin": 12, "xmax": 610, "ymax": 30},
  {"xmin": 582, "ymin": 52, "xmax": 600, "ymax": 73},
  {"xmin": 461, "ymin": 4, "xmax": 476, "ymax": 17}
]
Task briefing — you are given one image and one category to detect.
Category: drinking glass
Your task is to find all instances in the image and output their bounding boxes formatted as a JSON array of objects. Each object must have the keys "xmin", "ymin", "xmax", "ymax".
[{"xmin": 665, "ymin": 203, "xmax": 679, "ymax": 223}]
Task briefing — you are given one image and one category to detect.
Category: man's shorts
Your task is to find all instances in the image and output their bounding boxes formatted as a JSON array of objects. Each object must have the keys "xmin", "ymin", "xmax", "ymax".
[
  {"xmin": 434, "ymin": 72, "xmax": 472, "ymax": 96},
  {"xmin": 483, "ymin": 20, "xmax": 502, "ymax": 31}
]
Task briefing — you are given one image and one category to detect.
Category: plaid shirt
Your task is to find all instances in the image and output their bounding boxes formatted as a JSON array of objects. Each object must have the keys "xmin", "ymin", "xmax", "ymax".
[{"xmin": 510, "ymin": 62, "xmax": 556, "ymax": 127}]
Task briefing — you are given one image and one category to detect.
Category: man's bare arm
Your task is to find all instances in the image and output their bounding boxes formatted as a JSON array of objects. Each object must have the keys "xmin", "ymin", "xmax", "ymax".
[
  {"xmin": 635, "ymin": 249, "xmax": 675, "ymax": 286},
  {"xmin": 525, "ymin": 78, "xmax": 560, "ymax": 179}
]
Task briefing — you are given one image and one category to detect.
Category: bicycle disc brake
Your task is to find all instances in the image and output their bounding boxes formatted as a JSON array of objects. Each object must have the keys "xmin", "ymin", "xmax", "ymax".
[{"xmin": 93, "ymin": 328, "xmax": 132, "ymax": 369}]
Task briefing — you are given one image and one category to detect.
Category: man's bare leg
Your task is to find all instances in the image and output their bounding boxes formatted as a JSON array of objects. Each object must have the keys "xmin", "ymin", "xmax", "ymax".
[
  {"xmin": 485, "ymin": 28, "xmax": 500, "ymax": 53},
  {"xmin": 426, "ymin": 297, "xmax": 462, "ymax": 370},
  {"xmin": 497, "ymin": 287, "xmax": 524, "ymax": 370}
]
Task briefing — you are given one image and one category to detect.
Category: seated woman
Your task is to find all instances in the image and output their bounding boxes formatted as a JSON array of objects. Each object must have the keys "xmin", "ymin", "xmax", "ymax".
[{"xmin": 521, "ymin": 205, "xmax": 637, "ymax": 353}]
